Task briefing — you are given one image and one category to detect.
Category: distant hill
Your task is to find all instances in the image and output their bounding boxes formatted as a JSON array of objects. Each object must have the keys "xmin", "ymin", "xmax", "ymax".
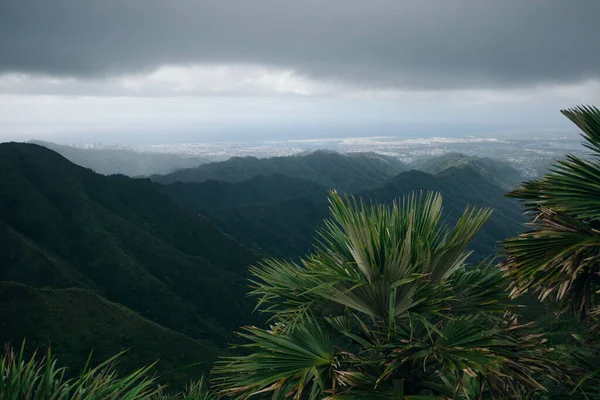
[
  {"xmin": 410, "ymin": 153, "xmax": 523, "ymax": 190},
  {"xmin": 152, "ymin": 150, "xmax": 407, "ymax": 192},
  {"xmin": 159, "ymin": 166, "xmax": 523, "ymax": 261},
  {"xmin": 30, "ymin": 140, "xmax": 208, "ymax": 176},
  {"xmin": 0, "ymin": 143, "xmax": 258, "ymax": 376}
]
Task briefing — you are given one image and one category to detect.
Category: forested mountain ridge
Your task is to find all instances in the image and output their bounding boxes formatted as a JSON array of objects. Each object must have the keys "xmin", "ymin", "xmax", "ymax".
[
  {"xmin": 410, "ymin": 152, "xmax": 524, "ymax": 189},
  {"xmin": 207, "ymin": 197, "xmax": 330, "ymax": 258},
  {"xmin": 159, "ymin": 173, "xmax": 330, "ymax": 212},
  {"xmin": 0, "ymin": 143, "xmax": 259, "ymax": 378},
  {"xmin": 159, "ymin": 164, "xmax": 524, "ymax": 261},
  {"xmin": 152, "ymin": 150, "xmax": 407, "ymax": 192}
]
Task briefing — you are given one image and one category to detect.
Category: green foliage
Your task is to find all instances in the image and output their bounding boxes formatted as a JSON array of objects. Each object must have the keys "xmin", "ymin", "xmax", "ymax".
[
  {"xmin": 5, "ymin": 131, "xmax": 596, "ymax": 399},
  {"xmin": 214, "ymin": 191, "xmax": 557, "ymax": 399},
  {"xmin": 217, "ymin": 317, "xmax": 334, "ymax": 399},
  {"xmin": 159, "ymin": 175, "xmax": 331, "ymax": 258},
  {"xmin": 208, "ymin": 197, "xmax": 330, "ymax": 259},
  {"xmin": 173, "ymin": 376, "xmax": 219, "ymax": 400},
  {"xmin": 361, "ymin": 167, "xmax": 525, "ymax": 262}
]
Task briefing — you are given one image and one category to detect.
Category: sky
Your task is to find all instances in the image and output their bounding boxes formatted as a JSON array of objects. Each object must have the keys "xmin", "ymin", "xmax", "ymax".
[{"xmin": 1, "ymin": 0, "xmax": 599, "ymax": 143}]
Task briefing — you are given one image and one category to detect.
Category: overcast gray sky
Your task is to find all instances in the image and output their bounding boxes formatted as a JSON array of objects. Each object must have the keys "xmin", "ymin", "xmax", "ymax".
[{"xmin": 1, "ymin": 0, "xmax": 599, "ymax": 142}]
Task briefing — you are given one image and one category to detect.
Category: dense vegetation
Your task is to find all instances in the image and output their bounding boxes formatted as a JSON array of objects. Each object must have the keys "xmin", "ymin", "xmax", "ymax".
[{"xmin": 160, "ymin": 174, "xmax": 330, "ymax": 211}]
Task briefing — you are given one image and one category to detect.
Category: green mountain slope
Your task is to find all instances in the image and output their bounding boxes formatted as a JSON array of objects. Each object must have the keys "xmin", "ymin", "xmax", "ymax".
[
  {"xmin": 158, "ymin": 174, "xmax": 331, "ymax": 258},
  {"xmin": 410, "ymin": 152, "xmax": 523, "ymax": 190},
  {"xmin": 209, "ymin": 197, "xmax": 330, "ymax": 258},
  {"xmin": 152, "ymin": 150, "xmax": 406, "ymax": 192},
  {"xmin": 363, "ymin": 167, "xmax": 523, "ymax": 258},
  {"xmin": 161, "ymin": 167, "xmax": 522, "ymax": 262},
  {"xmin": 160, "ymin": 173, "xmax": 330, "ymax": 212},
  {"xmin": 31, "ymin": 140, "xmax": 208, "ymax": 177},
  {"xmin": 0, "ymin": 281, "xmax": 218, "ymax": 384},
  {"xmin": 0, "ymin": 143, "xmax": 257, "ymax": 352}
]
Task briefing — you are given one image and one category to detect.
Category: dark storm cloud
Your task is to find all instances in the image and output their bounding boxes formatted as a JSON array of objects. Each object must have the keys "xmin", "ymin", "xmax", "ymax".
[{"xmin": 1, "ymin": 0, "xmax": 599, "ymax": 90}]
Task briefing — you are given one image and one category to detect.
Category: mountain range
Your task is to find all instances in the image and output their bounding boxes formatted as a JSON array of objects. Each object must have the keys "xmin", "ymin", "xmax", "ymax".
[
  {"xmin": 1, "ymin": 142, "xmax": 526, "ymax": 386},
  {"xmin": 152, "ymin": 150, "xmax": 408, "ymax": 192},
  {"xmin": 410, "ymin": 152, "xmax": 524, "ymax": 190},
  {"xmin": 157, "ymin": 152, "xmax": 524, "ymax": 260}
]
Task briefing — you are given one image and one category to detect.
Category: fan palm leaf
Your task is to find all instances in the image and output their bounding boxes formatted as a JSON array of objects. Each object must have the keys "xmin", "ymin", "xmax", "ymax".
[
  {"xmin": 251, "ymin": 191, "xmax": 491, "ymax": 324},
  {"xmin": 214, "ymin": 315, "xmax": 335, "ymax": 400}
]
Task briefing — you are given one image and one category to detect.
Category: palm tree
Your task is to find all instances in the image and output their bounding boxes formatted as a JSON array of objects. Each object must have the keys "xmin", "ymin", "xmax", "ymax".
[
  {"xmin": 501, "ymin": 105, "xmax": 600, "ymax": 398},
  {"xmin": 214, "ymin": 191, "xmax": 555, "ymax": 399},
  {"xmin": 501, "ymin": 105, "xmax": 600, "ymax": 323}
]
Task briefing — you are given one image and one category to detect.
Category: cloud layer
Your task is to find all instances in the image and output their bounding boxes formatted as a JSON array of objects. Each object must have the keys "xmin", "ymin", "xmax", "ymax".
[
  {"xmin": 2, "ymin": 0, "xmax": 599, "ymax": 91},
  {"xmin": 2, "ymin": 1, "xmax": 599, "ymax": 141}
]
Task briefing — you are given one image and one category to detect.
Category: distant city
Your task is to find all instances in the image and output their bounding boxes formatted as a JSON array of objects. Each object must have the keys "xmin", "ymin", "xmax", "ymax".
[{"xmin": 63, "ymin": 128, "xmax": 585, "ymax": 180}]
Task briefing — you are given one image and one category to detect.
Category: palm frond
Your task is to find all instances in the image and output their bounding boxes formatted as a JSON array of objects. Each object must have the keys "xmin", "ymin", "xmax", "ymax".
[
  {"xmin": 503, "ymin": 105, "xmax": 600, "ymax": 324},
  {"xmin": 380, "ymin": 313, "xmax": 555, "ymax": 398},
  {"xmin": 213, "ymin": 315, "xmax": 335, "ymax": 400},
  {"xmin": 561, "ymin": 105, "xmax": 600, "ymax": 156},
  {"xmin": 502, "ymin": 207, "xmax": 600, "ymax": 319},
  {"xmin": 507, "ymin": 106, "xmax": 600, "ymax": 221},
  {"xmin": 448, "ymin": 263, "xmax": 514, "ymax": 314},
  {"xmin": 307, "ymin": 191, "xmax": 490, "ymax": 321},
  {"xmin": 507, "ymin": 154, "xmax": 600, "ymax": 220}
]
